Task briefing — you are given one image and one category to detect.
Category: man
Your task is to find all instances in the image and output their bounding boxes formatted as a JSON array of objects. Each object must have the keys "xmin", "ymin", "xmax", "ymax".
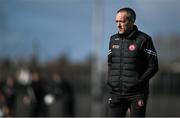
[{"xmin": 107, "ymin": 7, "xmax": 158, "ymax": 117}]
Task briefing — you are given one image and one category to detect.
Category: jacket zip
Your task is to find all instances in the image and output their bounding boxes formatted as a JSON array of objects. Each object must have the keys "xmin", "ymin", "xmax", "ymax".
[{"xmin": 119, "ymin": 36, "xmax": 124, "ymax": 95}]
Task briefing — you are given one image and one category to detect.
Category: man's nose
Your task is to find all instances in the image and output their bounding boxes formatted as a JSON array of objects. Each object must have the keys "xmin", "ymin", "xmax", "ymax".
[{"xmin": 117, "ymin": 22, "xmax": 121, "ymax": 27}]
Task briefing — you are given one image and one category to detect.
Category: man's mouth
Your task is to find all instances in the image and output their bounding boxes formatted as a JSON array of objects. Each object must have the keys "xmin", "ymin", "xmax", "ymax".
[{"xmin": 118, "ymin": 27, "xmax": 122, "ymax": 30}]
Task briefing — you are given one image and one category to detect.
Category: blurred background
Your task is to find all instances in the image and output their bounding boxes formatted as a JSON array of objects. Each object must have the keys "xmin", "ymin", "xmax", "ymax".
[{"xmin": 0, "ymin": 0, "xmax": 180, "ymax": 117}]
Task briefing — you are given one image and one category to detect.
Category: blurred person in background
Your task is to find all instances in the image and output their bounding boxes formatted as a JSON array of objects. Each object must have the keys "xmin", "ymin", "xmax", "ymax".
[
  {"xmin": 14, "ymin": 68, "xmax": 35, "ymax": 116},
  {"xmin": 0, "ymin": 75, "xmax": 16, "ymax": 117},
  {"xmin": 107, "ymin": 7, "xmax": 158, "ymax": 117},
  {"xmin": 30, "ymin": 69, "xmax": 46, "ymax": 116},
  {"xmin": 0, "ymin": 60, "xmax": 15, "ymax": 116},
  {"xmin": 44, "ymin": 71, "xmax": 74, "ymax": 117}
]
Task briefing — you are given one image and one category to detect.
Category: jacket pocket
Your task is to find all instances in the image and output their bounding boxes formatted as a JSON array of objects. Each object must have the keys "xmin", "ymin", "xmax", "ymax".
[{"xmin": 121, "ymin": 75, "xmax": 140, "ymax": 92}]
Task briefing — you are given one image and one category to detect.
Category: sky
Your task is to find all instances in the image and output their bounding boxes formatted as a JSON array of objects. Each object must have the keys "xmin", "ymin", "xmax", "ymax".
[{"xmin": 0, "ymin": 0, "xmax": 180, "ymax": 63}]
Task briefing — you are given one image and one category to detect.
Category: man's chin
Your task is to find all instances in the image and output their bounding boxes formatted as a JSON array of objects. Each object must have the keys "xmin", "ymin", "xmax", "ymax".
[{"xmin": 119, "ymin": 31, "xmax": 124, "ymax": 34}]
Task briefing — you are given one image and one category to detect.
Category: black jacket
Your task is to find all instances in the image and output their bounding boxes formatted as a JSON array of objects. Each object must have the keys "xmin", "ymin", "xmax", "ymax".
[{"xmin": 107, "ymin": 25, "xmax": 158, "ymax": 97}]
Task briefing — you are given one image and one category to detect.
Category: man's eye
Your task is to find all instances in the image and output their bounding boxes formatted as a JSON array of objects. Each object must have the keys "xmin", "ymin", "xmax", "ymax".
[
  {"xmin": 116, "ymin": 20, "xmax": 121, "ymax": 23},
  {"xmin": 116, "ymin": 20, "xmax": 125, "ymax": 23}
]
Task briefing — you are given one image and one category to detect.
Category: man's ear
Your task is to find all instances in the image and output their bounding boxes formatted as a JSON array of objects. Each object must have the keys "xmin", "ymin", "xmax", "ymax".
[{"xmin": 129, "ymin": 20, "xmax": 134, "ymax": 25}]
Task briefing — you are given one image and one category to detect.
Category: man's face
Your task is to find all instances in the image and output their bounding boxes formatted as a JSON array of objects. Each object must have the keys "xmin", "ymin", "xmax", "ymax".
[{"xmin": 115, "ymin": 11, "xmax": 133, "ymax": 34}]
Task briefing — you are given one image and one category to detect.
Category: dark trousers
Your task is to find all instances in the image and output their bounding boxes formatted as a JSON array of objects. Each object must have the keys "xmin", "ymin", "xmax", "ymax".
[{"xmin": 108, "ymin": 94, "xmax": 148, "ymax": 117}]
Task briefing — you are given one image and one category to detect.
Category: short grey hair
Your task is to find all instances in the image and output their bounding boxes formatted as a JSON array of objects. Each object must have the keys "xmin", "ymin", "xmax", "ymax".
[{"xmin": 117, "ymin": 7, "xmax": 136, "ymax": 23}]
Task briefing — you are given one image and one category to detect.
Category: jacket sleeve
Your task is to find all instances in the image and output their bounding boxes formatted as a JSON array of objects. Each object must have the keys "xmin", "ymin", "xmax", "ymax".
[
  {"xmin": 107, "ymin": 38, "xmax": 112, "ymax": 86},
  {"xmin": 108, "ymin": 38, "xmax": 112, "ymax": 67},
  {"xmin": 139, "ymin": 37, "xmax": 159, "ymax": 83}
]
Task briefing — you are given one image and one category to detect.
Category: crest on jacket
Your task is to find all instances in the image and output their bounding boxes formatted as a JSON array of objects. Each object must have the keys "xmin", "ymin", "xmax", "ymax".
[{"xmin": 128, "ymin": 44, "xmax": 136, "ymax": 51}]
